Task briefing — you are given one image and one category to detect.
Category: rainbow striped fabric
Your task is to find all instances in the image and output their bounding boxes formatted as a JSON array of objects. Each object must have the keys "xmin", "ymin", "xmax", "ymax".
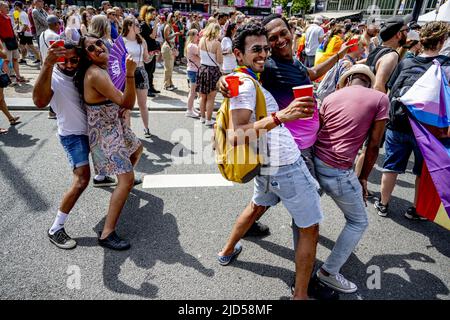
[{"xmin": 400, "ymin": 60, "xmax": 450, "ymax": 230}]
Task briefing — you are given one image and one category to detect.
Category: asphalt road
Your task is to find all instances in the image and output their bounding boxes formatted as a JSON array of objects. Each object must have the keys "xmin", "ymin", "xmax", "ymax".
[{"xmin": 0, "ymin": 111, "xmax": 449, "ymax": 300}]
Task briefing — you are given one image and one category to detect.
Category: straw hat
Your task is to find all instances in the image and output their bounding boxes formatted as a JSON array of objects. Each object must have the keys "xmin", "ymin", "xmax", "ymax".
[{"xmin": 338, "ymin": 64, "xmax": 376, "ymax": 88}]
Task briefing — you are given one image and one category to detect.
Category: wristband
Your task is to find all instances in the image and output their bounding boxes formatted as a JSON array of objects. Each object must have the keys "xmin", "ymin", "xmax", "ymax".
[{"xmin": 271, "ymin": 112, "xmax": 282, "ymax": 126}]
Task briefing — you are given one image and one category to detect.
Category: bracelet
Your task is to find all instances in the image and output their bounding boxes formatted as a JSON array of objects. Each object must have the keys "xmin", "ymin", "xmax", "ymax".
[{"xmin": 271, "ymin": 112, "xmax": 282, "ymax": 126}]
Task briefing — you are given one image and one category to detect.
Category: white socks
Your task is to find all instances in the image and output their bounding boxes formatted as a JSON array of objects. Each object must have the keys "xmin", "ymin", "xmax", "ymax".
[{"xmin": 49, "ymin": 210, "xmax": 69, "ymax": 235}]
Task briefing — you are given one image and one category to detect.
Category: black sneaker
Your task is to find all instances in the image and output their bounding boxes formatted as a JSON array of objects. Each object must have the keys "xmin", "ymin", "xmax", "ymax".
[
  {"xmin": 147, "ymin": 91, "xmax": 156, "ymax": 97},
  {"xmin": 98, "ymin": 231, "xmax": 130, "ymax": 250},
  {"xmin": 93, "ymin": 176, "xmax": 117, "ymax": 187},
  {"xmin": 374, "ymin": 200, "xmax": 389, "ymax": 217},
  {"xmin": 404, "ymin": 207, "xmax": 427, "ymax": 221},
  {"xmin": 243, "ymin": 221, "xmax": 270, "ymax": 237},
  {"xmin": 290, "ymin": 275, "xmax": 340, "ymax": 300},
  {"xmin": 48, "ymin": 111, "xmax": 57, "ymax": 119},
  {"xmin": 48, "ymin": 228, "xmax": 77, "ymax": 250},
  {"xmin": 144, "ymin": 128, "xmax": 152, "ymax": 138},
  {"xmin": 18, "ymin": 59, "xmax": 27, "ymax": 64},
  {"xmin": 134, "ymin": 177, "xmax": 143, "ymax": 186},
  {"xmin": 149, "ymin": 87, "xmax": 161, "ymax": 94}
]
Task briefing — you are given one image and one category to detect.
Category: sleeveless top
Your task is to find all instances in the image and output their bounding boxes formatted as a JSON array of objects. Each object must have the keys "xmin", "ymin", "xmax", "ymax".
[{"xmin": 123, "ymin": 38, "xmax": 144, "ymax": 67}]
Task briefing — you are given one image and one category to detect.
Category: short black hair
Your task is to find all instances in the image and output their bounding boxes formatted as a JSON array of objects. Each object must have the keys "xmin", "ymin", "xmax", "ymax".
[
  {"xmin": 261, "ymin": 14, "xmax": 290, "ymax": 31},
  {"xmin": 218, "ymin": 12, "xmax": 229, "ymax": 20},
  {"xmin": 232, "ymin": 22, "xmax": 267, "ymax": 53}
]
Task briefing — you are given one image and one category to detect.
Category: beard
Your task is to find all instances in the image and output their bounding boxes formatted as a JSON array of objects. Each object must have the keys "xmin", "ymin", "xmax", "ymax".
[{"xmin": 399, "ymin": 34, "xmax": 407, "ymax": 47}]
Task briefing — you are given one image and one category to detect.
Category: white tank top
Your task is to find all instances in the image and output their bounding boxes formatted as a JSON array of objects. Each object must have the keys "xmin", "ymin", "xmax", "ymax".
[
  {"xmin": 200, "ymin": 49, "xmax": 218, "ymax": 67},
  {"xmin": 124, "ymin": 38, "xmax": 144, "ymax": 67}
]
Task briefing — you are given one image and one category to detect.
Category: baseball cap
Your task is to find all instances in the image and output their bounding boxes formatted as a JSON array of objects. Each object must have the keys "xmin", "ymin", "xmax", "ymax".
[
  {"xmin": 46, "ymin": 15, "xmax": 59, "ymax": 24},
  {"xmin": 380, "ymin": 15, "xmax": 412, "ymax": 42},
  {"xmin": 313, "ymin": 16, "xmax": 323, "ymax": 24},
  {"xmin": 338, "ymin": 64, "xmax": 376, "ymax": 88},
  {"xmin": 106, "ymin": 9, "xmax": 116, "ymax": 15}
]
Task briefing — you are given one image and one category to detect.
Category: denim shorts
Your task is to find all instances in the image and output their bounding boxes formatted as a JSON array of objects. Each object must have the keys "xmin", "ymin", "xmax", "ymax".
[
  {"xmin": 59, "ymin": 134, "xmax": 90, "ymax": 170},
  {"xmin": 252, "ymin": 158, "xmax": 323, "ymax": 228},
  {"xmin": 382, "ymin": 128, "xmax": 423, "ymax": 176},
  {"xmin": 187, "ymin": 71, "xmax": 197, "ymax": 84}
]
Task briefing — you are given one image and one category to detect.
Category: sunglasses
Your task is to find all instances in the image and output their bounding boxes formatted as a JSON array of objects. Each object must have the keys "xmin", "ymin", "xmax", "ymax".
[
  {"xmin": 64, "ymin": 57, "xmax": 80, "ymax": 64},
  {"xmin": 86, "ymin": 39, "xmax": 104, "ymax": 53},
  {"xmin": 249, "ymin": 45, "xmax": 271, "ymax": 54}
]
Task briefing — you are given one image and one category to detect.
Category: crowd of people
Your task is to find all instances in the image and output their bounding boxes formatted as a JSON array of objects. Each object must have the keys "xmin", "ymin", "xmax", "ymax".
[{"xmin": 1, "ymin": 0, "xmax": 449, "ymax": 300}]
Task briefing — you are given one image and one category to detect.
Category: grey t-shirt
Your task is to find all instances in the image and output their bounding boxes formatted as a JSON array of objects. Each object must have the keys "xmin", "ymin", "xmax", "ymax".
[{"xmin": 305, "ymin": 24, "xmax": 324, "ymax": 57}]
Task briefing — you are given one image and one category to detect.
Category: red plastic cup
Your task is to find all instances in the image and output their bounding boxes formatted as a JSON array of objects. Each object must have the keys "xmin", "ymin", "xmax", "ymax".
[
  {"xmin": 293, "ymin": 84, "xmax": 315, "ymax": 120},
  {"xmin": 49, "ymin": 40, "xmax": 65, "ymax": 62},
  {"xmin": 225, "ymin": 76, "xmax": 240, "ymax": 97},
  {"xmin": 293, "ymin": 84, "xmax": 313, "ymax": 98}
]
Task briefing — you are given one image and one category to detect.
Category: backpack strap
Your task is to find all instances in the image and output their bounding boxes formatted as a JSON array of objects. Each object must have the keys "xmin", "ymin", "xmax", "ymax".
[{"xmin": 240, "ymin": 75, "xmax": 267, "ymax": 121}]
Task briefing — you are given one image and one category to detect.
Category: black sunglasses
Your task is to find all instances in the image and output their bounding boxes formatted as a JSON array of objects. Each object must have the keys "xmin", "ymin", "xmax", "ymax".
[
  {"xmin": 86, "ymin": 39, "xmax": 104, "ymax": 53},
  {"xmin": 249, "ymin": 45, "xmax": 271, "ymax": 54},
  {"xmin": 63, "ymin": 57, "xmax": 80, "ymax": 64}
]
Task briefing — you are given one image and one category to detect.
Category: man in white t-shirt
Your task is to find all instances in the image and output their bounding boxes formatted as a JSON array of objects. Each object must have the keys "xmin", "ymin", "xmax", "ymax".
[
  {"xmin": 15, "ymin": 1, "xmax": 41, "ymax": 64},
  {"xmin": 33, "ymin": 42, "xmax": 117, "ymax": 250},
  {"xmin": 304, "ymin": 16, "xmax": 324, "ymax": 67},
  {"xmin": 216, "ymin": 23, "xmax": 323, "ymax": 300},
  {"xmin": 39, "ymin": 15, "xmax": 60, "ymax": 62}
]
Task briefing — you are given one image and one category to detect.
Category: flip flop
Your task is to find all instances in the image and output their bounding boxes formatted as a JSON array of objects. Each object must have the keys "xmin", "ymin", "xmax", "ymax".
[{"xmin": 9, "ymin": 116, "xmax": 21, "ymax": 126}]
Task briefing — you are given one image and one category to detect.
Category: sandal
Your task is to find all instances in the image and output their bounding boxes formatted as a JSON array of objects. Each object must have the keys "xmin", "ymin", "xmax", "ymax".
[
  {"xmin": 9, "ymin": 116, "xmax": 21, "ymax": 126},
  {"xmin": 16, "ymin": 76, "xmax": 29, "ymax": 83},
  {"xmin": 0, "ymin": 128, "xmax": 8, "ymax": 135}
]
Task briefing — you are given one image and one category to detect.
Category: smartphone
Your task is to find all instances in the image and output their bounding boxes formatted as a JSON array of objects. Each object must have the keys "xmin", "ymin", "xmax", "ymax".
[{"xmin": 49, "ymin": 40, "xmax": 65, "ymax": 62}]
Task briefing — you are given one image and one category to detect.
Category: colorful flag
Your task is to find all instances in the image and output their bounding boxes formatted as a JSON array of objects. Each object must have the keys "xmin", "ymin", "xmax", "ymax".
[{"xmin": 400, "ymin": 60, "xmax": 450, "ymax": 230}]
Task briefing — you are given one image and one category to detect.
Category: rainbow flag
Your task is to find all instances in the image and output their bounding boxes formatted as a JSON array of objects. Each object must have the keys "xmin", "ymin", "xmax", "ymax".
[{"xmin": 400, "ymin": 60, "xmax": 450, "ymax": 230}]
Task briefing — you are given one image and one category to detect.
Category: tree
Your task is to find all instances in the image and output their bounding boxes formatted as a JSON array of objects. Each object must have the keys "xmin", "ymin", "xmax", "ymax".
[{"xmin": 273, "ymin": 0, "xmax": 312, "ymax": 15}]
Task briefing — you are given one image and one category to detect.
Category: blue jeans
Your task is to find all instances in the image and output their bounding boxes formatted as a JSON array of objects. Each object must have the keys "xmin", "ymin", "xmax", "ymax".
[
  {"xmin": 59, "ymin": 134, "xmax": 90, "ymax": 170},
  {"xmin": 311, "ymin": 157, "xmax": 368, "ymax": 275},
  {"xmin": 383, "ymin": 128, "xmax": 423, "ymax": 176}
]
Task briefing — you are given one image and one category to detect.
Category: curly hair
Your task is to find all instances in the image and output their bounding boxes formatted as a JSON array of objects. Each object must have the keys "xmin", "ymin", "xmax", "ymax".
[{"xmin": 420, "ymin": 21, "xmax": 450, "ymax": 51}]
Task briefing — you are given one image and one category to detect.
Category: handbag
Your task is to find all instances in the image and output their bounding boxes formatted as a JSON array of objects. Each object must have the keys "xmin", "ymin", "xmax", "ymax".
[
  {"xmin": 0, "ymin": 72, "xmax": 11, "ymax": 88},
  {"xmin": 134, "ymin": 44, "xmax": 145, "ymax": 83},
  {"xmin": 3, "ymin": 37, "xmax": 18, "ymax": 51}
]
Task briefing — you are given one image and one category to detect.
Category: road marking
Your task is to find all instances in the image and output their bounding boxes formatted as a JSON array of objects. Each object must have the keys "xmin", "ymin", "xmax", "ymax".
[{"xmin": 143, "ymin": 174, "xmax": 233, "ymax": 188}]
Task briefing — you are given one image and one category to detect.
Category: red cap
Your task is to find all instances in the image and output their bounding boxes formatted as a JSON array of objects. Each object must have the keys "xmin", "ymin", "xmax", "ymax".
[{"xmin": 347, "ymin": 38, "xmax": 359, "ymax": 53}]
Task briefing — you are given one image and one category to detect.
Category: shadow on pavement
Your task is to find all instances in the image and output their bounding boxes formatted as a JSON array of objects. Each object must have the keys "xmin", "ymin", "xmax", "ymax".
[
  {"xmin": 0, "ymin": 125, "xmax": 39, "ymax": 148},
  {"xmin": 76, "ymin": 188, "xmax": 214, "ymax": 298},
  {"xmin": 136, "ymin": 134, "xmax": 193, "ymax": 175},
  {"xmin": 0, "ymin": 146, "xmax": 50, "ymax": 213},
  {"xmin": 319, "ymin": 235, "xmax": 449, "ymax": 300}
]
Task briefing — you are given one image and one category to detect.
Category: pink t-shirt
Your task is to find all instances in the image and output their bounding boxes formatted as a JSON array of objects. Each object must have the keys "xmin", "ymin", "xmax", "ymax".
[
  {"xmin": 284, "ymin": 106, "xmax": 320, "ymax": 150},
  {"xmin": 315, "ymin": 85, "xmax": 390, "ymax": 169},
  {"xmin": 187, "ymin": 43, "xmax": 200, "ymax": 72}
]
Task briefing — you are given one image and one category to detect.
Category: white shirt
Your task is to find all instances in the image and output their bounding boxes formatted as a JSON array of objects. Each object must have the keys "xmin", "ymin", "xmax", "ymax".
[
  {"xmin": 39, "ymin": 29, "xmax": 60, "ymax": 62},
  {"xmin": 50, "ymin": 67, "xmax": 88, "ymax": 136},
  {"xmin": 123, "ymin": 38, "xmax": 144, "ymax": 67},
  {"xmin": 230, "ymin": 77, "xmax": 300, "ymax": 167},
  {"xmin": 19, "ymin": 11, "xmax": 33, "ymax": 37},
  {"xmin": 305, "ymin": 24, "xmax": 324, "ymax": 56},
  {"xmin": 221, "ymin": 37, "xmax": 237, "ymax": 73}
]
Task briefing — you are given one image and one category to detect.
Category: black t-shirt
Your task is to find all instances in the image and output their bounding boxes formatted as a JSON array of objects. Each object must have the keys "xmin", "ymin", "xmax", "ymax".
[
  {"xmin": 140, "ymin": 21, "xmax": 158, "ymax": 51},
  {"xmin": 387, "ymin": 55, "xmax": 450, "ymax": 133},
  {"xmin": 260, "ymin": 56, "xmax": 311, "ymax": 110}
]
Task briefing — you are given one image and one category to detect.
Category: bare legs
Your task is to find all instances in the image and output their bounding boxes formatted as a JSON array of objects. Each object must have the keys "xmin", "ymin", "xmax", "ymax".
[
  {"xmin": 100, "ymin": 144, "xmax": 143, "ymax": 239},
  {"xmin": 136, "ymin": 88, "xmax": 149, "ymax": 131},
  {"xmin": 59, "ymin": 165, "xmax": 91, "ymax": 214}
]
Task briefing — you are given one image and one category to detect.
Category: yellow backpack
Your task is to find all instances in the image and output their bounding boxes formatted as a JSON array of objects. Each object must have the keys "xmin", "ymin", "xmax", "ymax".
[{"xmin": 214, "ymin": 76, "xmax": 267, "ymax": 183}]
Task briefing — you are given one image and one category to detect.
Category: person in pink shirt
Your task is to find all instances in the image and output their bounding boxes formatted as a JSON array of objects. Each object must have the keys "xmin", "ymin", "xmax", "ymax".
[{"xmin": 312, "ymin": 64, "xmax": 389, "ymax": 294}]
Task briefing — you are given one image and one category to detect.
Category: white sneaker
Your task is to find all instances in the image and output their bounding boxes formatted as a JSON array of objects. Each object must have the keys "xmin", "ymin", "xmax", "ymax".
[
  {"xmin": 185, "ymin": 110, "xmax": 200, "ymax": 118},
  {"xmin": 200, "ymin": 117, "xmax": 206, "ymax": 123},
  {"xmin": 316, "ymin": 270, "xmax": 357, "ymax": 293},
  {"xmin": 205, "ymin": 119, "xmax": 215, "ymax": 127}
]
